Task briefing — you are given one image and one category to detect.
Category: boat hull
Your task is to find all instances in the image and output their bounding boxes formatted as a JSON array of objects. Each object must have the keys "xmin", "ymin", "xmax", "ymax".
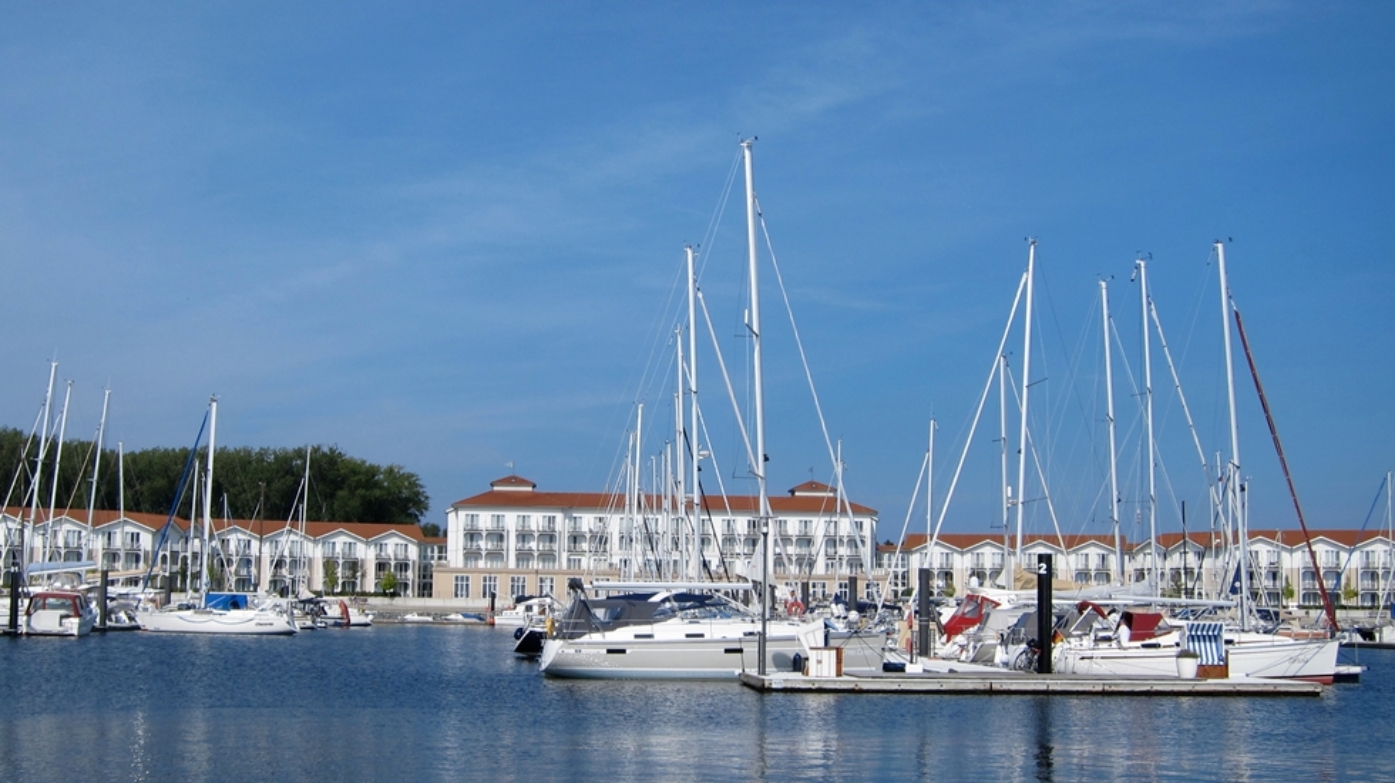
[
  {"xmin": 138, "ymin": 608, "xmax": 298, "ymax": 635},
  {"xmin": 539, "ymin": 634, "xmax": 811, "ymax": 679},
  {"xmin": 23, "ymin": 610, "xmax": 95, "ymax": 637}
]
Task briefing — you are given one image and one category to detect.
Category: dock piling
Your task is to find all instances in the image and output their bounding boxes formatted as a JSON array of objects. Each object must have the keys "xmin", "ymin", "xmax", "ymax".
[
  {"xmin": 7, "ymin": 568, "xmax": 19, "ymax": 633},
  {"xmin": 97, "ymin": 569, "xmax": 109, "ymax": 630},
  {"xmin": 1036, "ymin": 553, "xmax": 1052, "ymax": 674},
  {"xmin": 917, "ymin": 568, "xmax": 932, "ymax": 659}
]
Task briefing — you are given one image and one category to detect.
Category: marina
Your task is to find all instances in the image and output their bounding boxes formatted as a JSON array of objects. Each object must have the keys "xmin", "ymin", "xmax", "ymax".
[{"xmin": 2, "ymin": 623, "xmax": 1391, "ymax": 780}]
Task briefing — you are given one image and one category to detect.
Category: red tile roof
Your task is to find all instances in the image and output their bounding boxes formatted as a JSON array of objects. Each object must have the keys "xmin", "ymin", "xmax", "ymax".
[{"xmin": 452, "ymin": 476, "xmax": 876, "ymax": 516}]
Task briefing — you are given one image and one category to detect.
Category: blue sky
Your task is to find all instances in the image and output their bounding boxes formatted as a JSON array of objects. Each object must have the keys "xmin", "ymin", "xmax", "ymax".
[{"xmin": 1, "ymin": 3, "xmax": 1391, "ymax": 543}]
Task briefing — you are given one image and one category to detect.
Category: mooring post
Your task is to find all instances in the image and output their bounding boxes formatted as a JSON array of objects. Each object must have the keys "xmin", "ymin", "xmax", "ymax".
[
  {"xmin": 848, "ymin": 575, "xmax": 859, "ymax": 613},
  {"xmin": 1036, "ymin": 553, "xmax": 1053, "ymax": 674},
  {"xmin": 800, "ymin": 580, "xmax": 809, "ymax": 610},
  {"xmin": 97, "ymin": 569, "xmax": 109, "ymax": 630},
  {"xmin": 916, "ymin": 568, "xmax": 932, "ymax": 660},
  {"xmin": 7, "ymin": 568, "xmax": 20, "ymax": 633}
]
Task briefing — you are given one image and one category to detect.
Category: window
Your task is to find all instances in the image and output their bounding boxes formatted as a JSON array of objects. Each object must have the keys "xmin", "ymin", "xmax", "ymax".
[
  {"xmin": 393, "ymin": 543, "xmax": 408, "ymax": 559},
  {"xmin": 343, "ymin": 542, "xmax": 357, "ymax": 558},
  {"xmin": 125, "ymin": 531, "xmax": 141, "ymax": 548},
  {"xmin": 323, "ymin": 542, "xmax": 338, "ymax": 558},
  {"xmin": 539, "ymin": 576, "xmax": 555, "ymax": 596},
  {"xmin": 482, "ymin": 575, "xmax": 499, "ymax": 599},
  {"xmin": 454, "ymin": 575, "xmax": 470, "ymax": 598},
  {"xmin": 541, "ymin": 515, "xmax": 557, "ymax": 531},
  {"xmin": 464, "ymin": 513, "xmax": 480, "ymax": 530},
  {"xmin": 64, "ymin": 530, "xmax": 82, "ymax": 548},
  {"xmin": 568, "ymin": 556, "xmax": 582, "ymax": 570},
  {"xmin": 375, "ymin": 543, "xmax": 388, "ymax": 558},
  {"xmin": 517, "ymin": 515, "xmax": 532, "ymax": 531},
  {"xmin": 510, "ymin": 576, "xmax": 527, "ymax": 598},
  {"xmin": 489, "ymin": 514, "xmax": 506, "ymax": 530}
]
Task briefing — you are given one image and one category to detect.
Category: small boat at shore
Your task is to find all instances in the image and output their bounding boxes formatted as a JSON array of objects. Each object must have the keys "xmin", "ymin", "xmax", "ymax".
[
  {"xmin": 22, "ymin": 590, "xmax": 97, "ymax": 637},
  {"xmin": 493, "ymin": 596, "xmax": 556, "ymax": 628}
]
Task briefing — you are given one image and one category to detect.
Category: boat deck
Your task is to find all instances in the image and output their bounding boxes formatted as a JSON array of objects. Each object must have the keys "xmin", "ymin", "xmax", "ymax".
[{"xmin": 739, "ymin": 670, "xmax": 1323, "ymax": 696}]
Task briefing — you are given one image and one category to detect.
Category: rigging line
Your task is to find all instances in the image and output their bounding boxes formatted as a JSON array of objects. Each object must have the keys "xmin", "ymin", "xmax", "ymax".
[
  {"xmin": 693, "ymin": 149, "xmax": 745, "ymax": 284},
  {"xmin": 1336, "ymin": 474, "xmax": 1389, "ymax": 585},
  {"xmin": 142, "ymin": 407, "xmax": 209, "ymax": 591},
  {"xmin": 586, "ymin": 242, "xmax": 698, "ymax": 496},
  {"xmin": 695, "ymin": 289, "xmax": 759, "ymax": 479},
  {"xmin": 1, "ymin": 406, "xmax": 45, "ymax": 523},
  {"xmin": 927, "ymin": 268, "xmax": 1029, "ymax": 560},
  {"xmin": 1149, "ymin": 293, "xmax": 1222, "ymax": 513},
  {"xmin": 1002, "ymin": 361, "xmax": 1069, "ymax": 559},
  {"xmin": 757, "ymin": 210, "xmax": 836, "ymax": 465},
  {"xmin": 1232, "ymin": 301, "xmax": 1340, "ymax": 631},
  {"xmin": 1049, "ymin": 287, "xmax": 1106, "ymax": 521},
  {"xmin": 880, "ymin": 450, "xmax": 929, "ymax": 608},
  {"xmin": 757, "ymin": 209, "xmax": 850, "ymax": 510}
]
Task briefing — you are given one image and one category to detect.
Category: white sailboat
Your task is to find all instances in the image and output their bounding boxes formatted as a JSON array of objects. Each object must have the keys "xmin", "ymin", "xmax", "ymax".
[
  {"xmin": 138, "ymin": 398, "xmax": 297, "ymax": 636},
  {"xmin": 542, "ymin": 141, "xmax": 860, "ymax": 678}
]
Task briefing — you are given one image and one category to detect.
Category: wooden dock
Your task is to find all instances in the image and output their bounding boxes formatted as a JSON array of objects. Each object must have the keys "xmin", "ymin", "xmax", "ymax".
[{"xmin": 739, "ymin": 670, "xmax": 1324, "ymax": 696}]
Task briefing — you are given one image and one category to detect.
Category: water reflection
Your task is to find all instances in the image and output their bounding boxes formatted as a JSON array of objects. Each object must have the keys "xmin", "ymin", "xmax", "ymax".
[
  {"xmin": 1032, "ymin": 698, "xmax": 1054, "ymax": 782},
  {"xmin": 0, "ymin": 628, "xmax": 1390, "ymax": 780}
]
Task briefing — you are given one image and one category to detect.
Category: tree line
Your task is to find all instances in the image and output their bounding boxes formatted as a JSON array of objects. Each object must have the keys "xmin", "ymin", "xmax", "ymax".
[{"xmin": 0, "ymin": 427, "xmax": 430, "ymax": 526}]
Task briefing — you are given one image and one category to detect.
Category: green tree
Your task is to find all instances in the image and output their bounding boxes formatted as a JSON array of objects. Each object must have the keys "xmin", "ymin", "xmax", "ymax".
[
  {"xmin": 420, "ymin": 522, "xmax": 442, "ymax": 538},
  {"xmin": 323, "ymin": 560, "xmax": 339, "ymax": 595},
  {"xmin": 0, "ymin": 427, "xmax": 430, "ymax": 524},
  {"xmin": 379, "ymin": 571, "xmax": 399, "ymax": 596}
]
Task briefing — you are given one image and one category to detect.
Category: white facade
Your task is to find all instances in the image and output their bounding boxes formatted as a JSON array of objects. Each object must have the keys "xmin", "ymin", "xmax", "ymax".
[
  {"xmin": 875, "ymin": 529, "xmax": 1395, "ymax": 610},
  {"xmin": 444, "ymin": 475, "xmax": 879, "ymax": 583},
  {"xmin": 1, "ymin": 508, "xmax": 440, "ymax": 598}
]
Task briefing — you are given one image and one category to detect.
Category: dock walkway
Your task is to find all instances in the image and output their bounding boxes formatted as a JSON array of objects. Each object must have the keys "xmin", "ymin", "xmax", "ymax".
[{"xmin": 739, "ymin": 670, "xmax": 1323, "ymax": 696}]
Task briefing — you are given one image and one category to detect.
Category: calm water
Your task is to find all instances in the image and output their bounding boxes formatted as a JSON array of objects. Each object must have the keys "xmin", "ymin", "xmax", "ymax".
[{"xmin": 1, "ymin": 626, "xmax": 1390, "ymax": 782}]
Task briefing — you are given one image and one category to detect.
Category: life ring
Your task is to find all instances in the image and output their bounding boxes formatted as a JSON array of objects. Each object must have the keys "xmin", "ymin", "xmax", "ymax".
[{"xmin": 785, "ymin": 600, "xmax": 805, "ymax": 617}]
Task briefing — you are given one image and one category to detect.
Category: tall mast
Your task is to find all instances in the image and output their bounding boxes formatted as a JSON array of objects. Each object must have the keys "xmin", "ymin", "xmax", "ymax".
[
  {"xmin": 202, "ymin": 397, "xmax": 218, "ymax": 605},
  {"xmin": 1012, "ymin": 240, "xmax": 1036, "ymax": 578},
  {"xmin": 1385, "ymin": 471, "xmax": 1393, "ymax": 614},
  {"xmin": 743, "ymin": 138, "xmax": 773, "ymax": 675},
  {"xmin": 26, "ymin": 362, "xmax": 58, "ymax": 568},
  {"xmin": 300, "ymin": 445, "xmax": 311, "ymax": 596},
  {"xmin": 926, "ymin": 419, "xmax": 936, "ymax": 567},
  {"xmin": 117, "ymin": 441, "xmax": 125, "ymax": 520},
  {"xmin": 1101, "ymin": 279, "xmax": 1123, "ymax": 584},
  {"xmin": 86, "ymin": 387, "xmax": 112, "ymax": 556},
  {"xmin": 999, "ymin": 355, "xmax": 1011, "ymax": 585},
  {"xmin": 44, "ymin": 380, "xmax": 73, "ymax": 562},
  {"xmin": 191, "ymin": 458, "xmax": 200, "ymax": 597},
  {"xmin": 673, "ymin": 327, "xmax": 685, "ymax": 580},
  {"xmin": 1216, "ymin": 241, "xmax": 1250, "ymax": 627},
  {"xmin": 687, "ymin": 246, "xmax": 702, "ymax": 582},
  {"xmin": 1137, "ymin": 258, "xmax": 1159, "ymax": 594}
]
